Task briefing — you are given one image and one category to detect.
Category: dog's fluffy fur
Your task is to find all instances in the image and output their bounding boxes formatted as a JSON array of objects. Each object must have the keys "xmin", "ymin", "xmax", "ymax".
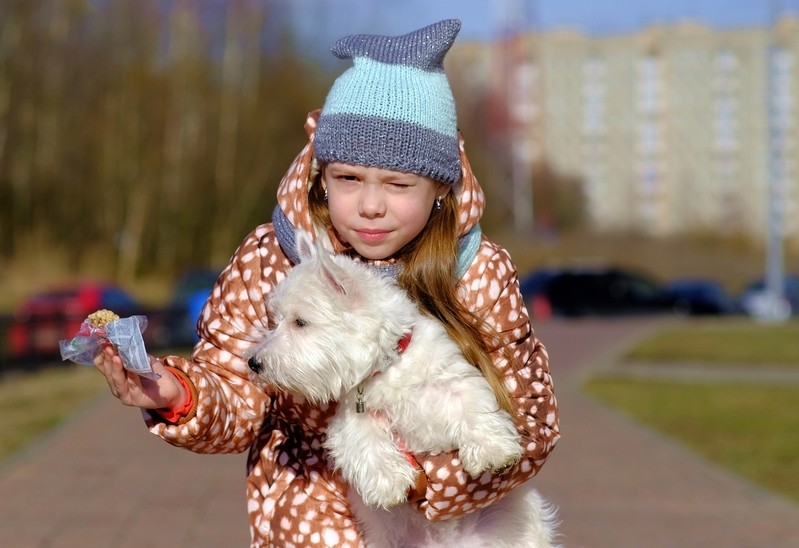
[{"xmin": 247, "ymin": 230, "xmax": 558, "ymax": 547}]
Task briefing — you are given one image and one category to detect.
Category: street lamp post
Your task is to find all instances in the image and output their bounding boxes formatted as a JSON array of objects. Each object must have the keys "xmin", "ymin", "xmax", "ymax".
[{"xmin": 763, "ymin": 1, "xmax": 789, "ymax": 321}]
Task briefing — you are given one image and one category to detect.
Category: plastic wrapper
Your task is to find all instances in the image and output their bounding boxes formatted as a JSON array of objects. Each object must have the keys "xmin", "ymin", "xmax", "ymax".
[{"xmin": 59, "ymin": 315, "xmax": 159, "ymax": 380}]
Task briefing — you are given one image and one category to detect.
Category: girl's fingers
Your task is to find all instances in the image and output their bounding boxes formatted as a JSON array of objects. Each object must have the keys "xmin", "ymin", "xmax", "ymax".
[
  {"xmin": 97, "ymin": 345, "xmax": 138, "ymax": 405},
  {"xmin": 95, "ymin": 345, "xmax": 170, "ymax": 408},
  {"xmin": 102, "ymin": 350, "xmax": 126, "ymax": 398}
]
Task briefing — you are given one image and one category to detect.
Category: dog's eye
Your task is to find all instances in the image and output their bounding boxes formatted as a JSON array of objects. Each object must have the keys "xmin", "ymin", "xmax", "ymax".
[{"xmin": 294, "ymin": 318, "xmax": 307, "ymax": 327}]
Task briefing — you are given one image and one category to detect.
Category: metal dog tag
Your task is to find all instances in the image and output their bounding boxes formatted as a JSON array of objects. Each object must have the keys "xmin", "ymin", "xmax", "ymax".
[{"xmin": 356, "ymin": 386, "xmax": 365, "ymax": 413}]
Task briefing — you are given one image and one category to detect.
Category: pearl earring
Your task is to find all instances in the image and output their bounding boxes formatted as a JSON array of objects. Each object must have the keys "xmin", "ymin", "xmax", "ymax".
[
  {"xmin": 323, "ymin": 187, "xmax": 328, "ymax": 201},
  {"xmin": 435, "ymin": 196, "xmax": 442, "ymax": 210}
]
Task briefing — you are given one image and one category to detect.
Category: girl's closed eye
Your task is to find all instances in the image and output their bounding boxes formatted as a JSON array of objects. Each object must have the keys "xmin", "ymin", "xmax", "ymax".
[{"xmin": 385, "ymin": 174, "xmax": 418, "ymax": 190}]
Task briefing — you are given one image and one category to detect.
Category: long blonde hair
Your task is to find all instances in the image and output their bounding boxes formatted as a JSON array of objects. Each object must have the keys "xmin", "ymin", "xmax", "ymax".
[{"xmin": 308, "ymin": 164, "xmax": 514, "ymax": 415}]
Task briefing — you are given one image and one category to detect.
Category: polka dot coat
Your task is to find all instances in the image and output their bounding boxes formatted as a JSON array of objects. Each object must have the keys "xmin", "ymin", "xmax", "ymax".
[{"xmin": 144, "ymin": 112, "xmax": 560, "ymax": 547}]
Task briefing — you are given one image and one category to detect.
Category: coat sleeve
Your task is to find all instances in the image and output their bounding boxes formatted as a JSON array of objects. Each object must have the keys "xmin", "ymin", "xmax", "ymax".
[
  {"xmin": 412, "ymin": 240, "xmax": 560, "ymax": 521},
  {"xmin": 143, "ymin": 224, "xmax": 286, "ymax": 454}
]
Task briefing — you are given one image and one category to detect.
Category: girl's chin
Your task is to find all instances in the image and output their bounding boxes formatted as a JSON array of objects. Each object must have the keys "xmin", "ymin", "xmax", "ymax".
[
  {"xmin": 353, "ymin": 247, "xmax": 394, "ymax": 261},
  {"xmin": 349, "ymin": 241, "xmax": 402, "ymax": 261}
]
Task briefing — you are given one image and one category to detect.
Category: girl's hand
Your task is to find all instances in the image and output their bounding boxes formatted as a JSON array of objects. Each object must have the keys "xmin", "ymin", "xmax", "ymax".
[{"xmin": 93, "ymin": 343, "xmax": 185, "ymax": 410}]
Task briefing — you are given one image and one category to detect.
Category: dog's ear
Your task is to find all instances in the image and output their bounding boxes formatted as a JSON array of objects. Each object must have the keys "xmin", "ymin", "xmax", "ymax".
[
  {"xmin": 295, "ymin": 228, "xmax": 348, "ymax": 294},
  {"xmin": 318, "ymin": 253, "xmax": 348, "ymax": 295},
  {"xmin": 295, "ymin": 229, "xmax": 317, "ymax": 263}
]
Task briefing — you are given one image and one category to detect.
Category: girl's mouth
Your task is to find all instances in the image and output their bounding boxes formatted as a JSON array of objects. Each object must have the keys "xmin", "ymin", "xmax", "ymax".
[{"xmin": 355, "ymin": 230, "xmax": 390, "ymax": 243}]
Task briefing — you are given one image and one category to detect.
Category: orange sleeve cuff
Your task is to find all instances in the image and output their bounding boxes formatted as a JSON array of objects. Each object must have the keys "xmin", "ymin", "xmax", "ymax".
[
  {"xmin": 154, "ymin": 366, "xmax": 197, "ymax": 424},
  {"xmin": 405, "ymin": 451, "xmax": 428, "ymax": 503}
]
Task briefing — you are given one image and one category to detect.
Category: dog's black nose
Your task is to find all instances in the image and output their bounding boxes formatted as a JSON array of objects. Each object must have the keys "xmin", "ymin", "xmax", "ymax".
[{"xmin": 248, "ymin": 356, "xmax": 261, "ymax": 373}]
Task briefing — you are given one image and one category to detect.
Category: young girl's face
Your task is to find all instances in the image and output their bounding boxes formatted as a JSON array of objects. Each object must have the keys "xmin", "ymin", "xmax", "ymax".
[{"xmin": 322, "ymin": 162, "xmax": 449, "ymax": 260}]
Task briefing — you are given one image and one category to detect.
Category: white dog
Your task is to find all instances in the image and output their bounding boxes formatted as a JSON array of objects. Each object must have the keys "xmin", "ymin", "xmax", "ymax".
[{"xmin": 247, "ymin": 230, "xmax": 558, "ymax": 547}]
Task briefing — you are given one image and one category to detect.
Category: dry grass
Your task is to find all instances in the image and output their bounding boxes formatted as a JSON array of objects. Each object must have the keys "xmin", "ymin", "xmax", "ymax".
[
  {"xmin": 0, "ymin": 348, "xmax": 191, "ymax": 463},
  {"xmin": 0, "ymin": 365, "xmax": 108, "ymax": 461},
  {"xmin": 0, "ymin": 244, "xmax": 173, "ymax": 312}
]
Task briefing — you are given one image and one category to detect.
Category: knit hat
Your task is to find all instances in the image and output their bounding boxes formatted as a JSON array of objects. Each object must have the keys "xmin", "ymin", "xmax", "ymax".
[{"xmin": 313, "ymin": 19, "xmax": 462, "ymax": 185}]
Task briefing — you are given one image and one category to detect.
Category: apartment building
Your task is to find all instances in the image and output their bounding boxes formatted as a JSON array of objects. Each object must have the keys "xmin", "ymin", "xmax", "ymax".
[{"xmin": 452, "ymin": 17, "xmax": 799, "ymax": 245}]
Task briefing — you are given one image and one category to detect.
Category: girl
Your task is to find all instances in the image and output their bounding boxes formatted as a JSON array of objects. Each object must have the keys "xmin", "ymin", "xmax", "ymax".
[{"xmin": 94, "ymin": 19, "xmax": 559, "ymax": 547}]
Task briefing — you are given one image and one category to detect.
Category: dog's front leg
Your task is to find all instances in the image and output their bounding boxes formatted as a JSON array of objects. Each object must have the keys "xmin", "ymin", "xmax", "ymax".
[
  {"xmin": 325, "ymin": 407, "xmax": 418, "ymax": 509},
  {"xmin": 441, "ymin": 379, "xmax": 524, "ymax": 477}
]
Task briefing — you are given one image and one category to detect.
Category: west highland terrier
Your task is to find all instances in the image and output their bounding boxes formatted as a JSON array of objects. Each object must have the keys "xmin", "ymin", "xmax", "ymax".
[{"xmin": 247, "ymin": 230, "xmax": 558, "ymax": 547}]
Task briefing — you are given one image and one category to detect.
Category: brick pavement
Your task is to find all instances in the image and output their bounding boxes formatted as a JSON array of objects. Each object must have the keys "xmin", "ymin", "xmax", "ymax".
[
  {"xmin": 0, "ymin": 397, "xmax": 249, "ymax": 547},
  {"xmin": 1, "ymin": 317, "xmax": 798, "ymax": 547}
]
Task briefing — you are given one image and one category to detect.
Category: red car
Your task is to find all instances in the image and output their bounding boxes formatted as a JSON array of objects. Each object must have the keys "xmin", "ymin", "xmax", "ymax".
[{"xmin": 8, "ymin": 283, "xmax": 143, "ymax": 359}]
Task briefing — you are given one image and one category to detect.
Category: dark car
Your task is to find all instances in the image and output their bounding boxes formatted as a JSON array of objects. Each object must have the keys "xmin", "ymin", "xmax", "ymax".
[
  {"xmin": 663, "ymin": 279, "xmax": 738, "ymax": 315},
  {"xmin": 519, "ymin": 268, "xmax": 559, "ymax": 298},
  {"xmin": 167, "ymin": 269, "xmax": 219, "ymax": 347},
  {"xmin": 8, "ymin": 282, "xmax": 145, "ymax": 359},
  {"xmin": 520, "ymin": 266, "xmax": 679, "ymax": 318}
]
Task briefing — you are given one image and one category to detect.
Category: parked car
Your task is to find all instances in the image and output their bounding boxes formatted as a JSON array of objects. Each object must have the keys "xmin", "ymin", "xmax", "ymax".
[
  {"xmin": 737, "ymin": 275, "xmax": 799, "ymax": 320},
  {"xmin": 518, "ymin": 268, "xmax": 559, "ymax": 320},
  {"xmin": 663, "ymin": 279, "xmax": 738, "ymax": 315},
  {"xmin": 7, "ymin": 282, "xmax": 150, "ymax": 360},
  {"xmin": 520, "ymin": 266, "xmax": 680, "ymax": 318},
  {"xmin": 166, "ymin": 269, "xmax": 219, "ymax": 347}
]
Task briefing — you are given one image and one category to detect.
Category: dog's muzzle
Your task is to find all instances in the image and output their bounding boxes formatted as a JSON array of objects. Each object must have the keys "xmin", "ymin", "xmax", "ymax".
[{"xmin": 247, "ymin": 356, "xmax": 262, "ymax": 374}]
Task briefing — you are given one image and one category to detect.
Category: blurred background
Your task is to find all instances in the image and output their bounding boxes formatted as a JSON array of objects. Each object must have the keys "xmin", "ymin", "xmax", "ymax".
[{"xmin": 3, "ymin": 0, "xmax": 799, "ymax": 365}]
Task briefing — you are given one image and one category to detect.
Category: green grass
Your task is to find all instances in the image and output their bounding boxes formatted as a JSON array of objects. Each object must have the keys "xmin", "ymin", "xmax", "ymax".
[
  {"xmin": 0, "ymin": 365, "xmax": 108, "ymax": 461},
  {"xmin": 584, "ymin": 377, "xmax": 799, "ymax": 504},
  {"xmin": 586, "ymin": 317, "xmax": 799, "ymax": 504},
  {"xmin": 622, "ymin": 319, "xmax": 799, "ymax": 366}
]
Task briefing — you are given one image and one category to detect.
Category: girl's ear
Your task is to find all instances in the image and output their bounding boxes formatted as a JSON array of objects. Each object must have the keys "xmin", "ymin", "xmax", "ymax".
[{"xmin": 295, "ymin": 229, "xmax": 317, "ymax": 263}]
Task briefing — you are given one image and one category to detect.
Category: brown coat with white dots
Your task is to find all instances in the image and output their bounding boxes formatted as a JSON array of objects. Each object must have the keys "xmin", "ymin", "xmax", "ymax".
[{"xmin": 145, "ymin": 112, "xmax": 560, "ymax": 547}]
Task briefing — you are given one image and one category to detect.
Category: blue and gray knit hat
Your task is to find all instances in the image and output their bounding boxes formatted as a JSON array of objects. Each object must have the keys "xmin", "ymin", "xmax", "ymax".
[{"xmin": 313, "ymin": 19, "xmax": 462, "ymax": 185}]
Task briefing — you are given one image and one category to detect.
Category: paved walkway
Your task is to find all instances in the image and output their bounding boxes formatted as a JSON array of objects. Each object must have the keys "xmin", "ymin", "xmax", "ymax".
[
  {"xmin": 532, "ymin": 318, "xmax": 799, "ymax": 548},
  {"xmin": 1, "ymin": 317, "xmax": 798, "ymax": 547}
]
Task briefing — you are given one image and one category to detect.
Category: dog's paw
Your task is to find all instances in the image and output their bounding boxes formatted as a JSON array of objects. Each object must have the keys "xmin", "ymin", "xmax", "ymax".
[
  {"xmin": 357, "ymin": 473, "xmax": 416, "ymax": 509},
  {"xmin": 490, "ymin": 457, "xmax": 520, "ymax": 475},
  {"xmin": 459, "ymin": 440, "xmax": 523, "ymax": 477}
]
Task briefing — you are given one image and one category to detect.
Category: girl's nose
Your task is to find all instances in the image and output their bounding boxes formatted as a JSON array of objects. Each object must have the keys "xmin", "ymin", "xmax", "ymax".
[{"xmin": 358, "ymin": 186, "xmax": 386, "ymax": 217}]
